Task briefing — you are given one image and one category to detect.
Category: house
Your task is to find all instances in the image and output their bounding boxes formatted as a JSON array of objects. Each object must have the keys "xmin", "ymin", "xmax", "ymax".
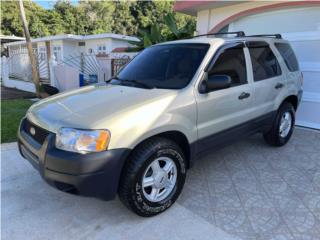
[
  {"xmin": 2, "ymin": 33, "xmax": 139, "ymax": 92},
  {"xmin": 4, "ymin": 33, "xmax": 139, "ymax": 62},
  {"xmin": 174, "ymin": 1, "xmax": 320, "ymax": 129}
]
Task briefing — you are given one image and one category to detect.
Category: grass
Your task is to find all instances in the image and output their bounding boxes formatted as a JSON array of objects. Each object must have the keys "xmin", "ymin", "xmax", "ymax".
[{"xmin": 1, "ymin": 99, "xmax": 33, "ymax": 143}]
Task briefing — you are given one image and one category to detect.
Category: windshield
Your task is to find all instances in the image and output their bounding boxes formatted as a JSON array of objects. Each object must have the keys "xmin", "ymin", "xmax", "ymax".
[{"xmin": 115, "ymin": 43, "xmax": 210, "ymax": 89}]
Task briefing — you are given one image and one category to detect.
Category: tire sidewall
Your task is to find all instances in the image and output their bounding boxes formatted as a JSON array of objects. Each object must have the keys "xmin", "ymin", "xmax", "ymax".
[
  {"xmin": 276, "ymin": 103, "xmax": 295, "ymax": 145},
  {"xmin": 131, "ymin": 145, "xmax": 186, "ymax": 216}
]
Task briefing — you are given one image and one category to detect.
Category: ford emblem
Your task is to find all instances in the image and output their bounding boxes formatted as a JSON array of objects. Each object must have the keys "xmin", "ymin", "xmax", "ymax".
[{"xmin": 30, "ymin": 127, "xmax": 36, "ymax": 136}]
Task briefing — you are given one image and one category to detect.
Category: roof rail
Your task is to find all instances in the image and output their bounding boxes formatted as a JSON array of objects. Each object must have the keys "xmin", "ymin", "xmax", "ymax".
[
  {"xmin": 193, "ymin": 31, "xmax": 246, "ymax": 38},
  {"xmin": 247, "ymin": 34, "xmax": 282, "ymax": 39}
]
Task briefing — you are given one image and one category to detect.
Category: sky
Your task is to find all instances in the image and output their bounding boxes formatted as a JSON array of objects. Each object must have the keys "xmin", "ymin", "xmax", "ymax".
[{"xmin": 33, "ymin": 0, "xmax": 79, "ymax": 9}]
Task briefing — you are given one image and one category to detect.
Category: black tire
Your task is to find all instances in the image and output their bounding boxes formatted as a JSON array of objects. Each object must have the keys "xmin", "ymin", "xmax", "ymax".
[
  {"xmin": 118, "ymin": 137, "xmax": 186, "ymax": 217},
  {"xmin": 41, "ymin": 84, "xmax": 59, "ymax": 95},
  {"xmin": 263, "ymin": 102, "xmax": 295, "ymax": 146}
]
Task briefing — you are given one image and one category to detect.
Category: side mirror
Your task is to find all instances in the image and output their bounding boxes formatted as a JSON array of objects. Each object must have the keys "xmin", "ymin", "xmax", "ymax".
[{"xmin": 200, "ymin": 74, "xmax": 232, "ymax": 93}]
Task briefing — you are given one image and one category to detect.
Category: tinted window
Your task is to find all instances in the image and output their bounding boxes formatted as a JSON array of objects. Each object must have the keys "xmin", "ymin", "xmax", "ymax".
[
  {"xmin": 248, "ymin": 42, "xmax": 282, "ymax": 81},
  {"xmin": 209, "ymin": 46, "xmax": 247, "ymax": 86},
  {"xmin": 116, "ymin": 44, "xmax": 209, "ymax": 89},
  {"xmin": 275, "ymin": 43, "xmax": 299, "ymax": 72}
]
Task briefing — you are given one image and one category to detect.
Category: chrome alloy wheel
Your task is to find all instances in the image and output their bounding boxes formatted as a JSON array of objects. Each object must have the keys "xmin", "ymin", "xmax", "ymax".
[
  {"xmin": 142, "ymin": 157, "xmax": 177, "ymax": 203},
  {"xmin": 279, "ymin": 111, "xmax": 292, "ymax": 138}
]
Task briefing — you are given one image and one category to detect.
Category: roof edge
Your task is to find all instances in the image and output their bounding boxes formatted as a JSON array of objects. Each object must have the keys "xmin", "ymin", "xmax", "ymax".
[{"xmin": 4, "ymin": 33, "xmax": 140, "ymax": 47}]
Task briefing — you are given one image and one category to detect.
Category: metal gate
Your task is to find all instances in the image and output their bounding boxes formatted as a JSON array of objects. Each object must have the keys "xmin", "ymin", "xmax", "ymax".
[
  {"xmin": 111, "ymin": 56, "xmax": 131, "ymax": 76},
  {"xmin": 7, "ymin": 46, "xmax": 49, "ymax": 84},
  {"xmin": 54, "ymin": 54, "xmax": 133, "ymax": 90}
]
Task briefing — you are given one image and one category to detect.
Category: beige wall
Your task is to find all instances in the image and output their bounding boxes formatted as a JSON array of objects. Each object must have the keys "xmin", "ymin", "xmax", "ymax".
[
  {"xmin": 196, "ymin": 2, "xmax": 275, "ymax": 34},
  {"xmin": 229, "ymin": 7, "xmax": 320, "ymax": 35}
]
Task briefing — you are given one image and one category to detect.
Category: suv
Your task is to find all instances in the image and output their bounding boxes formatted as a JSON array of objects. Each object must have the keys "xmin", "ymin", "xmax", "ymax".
[{"xmin": 18, "ymin": 32, "xmax": 303, "ymax": 217}]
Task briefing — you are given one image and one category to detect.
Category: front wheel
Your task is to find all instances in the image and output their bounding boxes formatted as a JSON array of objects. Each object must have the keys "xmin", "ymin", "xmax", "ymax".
[
  {"xmin": 118, "ymin": 137, "xmax": 186, "ymax": 217},
  {"xmin": 263, "ymin": 102, "xmax": 295, "ymax": 146}
]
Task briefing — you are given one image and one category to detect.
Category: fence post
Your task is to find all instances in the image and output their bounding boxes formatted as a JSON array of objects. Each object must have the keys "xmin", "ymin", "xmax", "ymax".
[
  {"xmin": 49, "ymin": 55, "xmax": 57, "ymax": 88},
  {"xmin": 1, "ymin": 56, "xmax": 9, "ymax": 86},
  {"xmin": 80, "ymin": 53, "xmax": 84, "ymax": 74},
  {"xmin": 45, "ymin": 41, "xmax": 51, "ymax": 83}
]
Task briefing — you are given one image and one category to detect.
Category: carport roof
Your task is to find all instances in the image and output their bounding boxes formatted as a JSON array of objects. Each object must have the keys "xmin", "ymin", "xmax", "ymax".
[
  {"xmin": 0, "ymin": 35, "xmax": 25, "ymax": 43},
  {"xmin": 4, "ymin": 33, "xmax": 140, "ymax": 47}
]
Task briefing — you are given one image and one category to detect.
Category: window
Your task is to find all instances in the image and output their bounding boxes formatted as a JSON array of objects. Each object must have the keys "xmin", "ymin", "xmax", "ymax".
[
  {"xmin": 208, "ymin": 45, "xmax": 247, "ymax": 86},
  {"xmin": 97, "ymin": 44, "xmax": 106, "ymax": 54},
  {"xmin": 116, "ymin": 44, "xmax": 209, "ymax": 89},
  {"xmin": 38, "ymin": 46, "xmax": 46, "ymax": 61},
  {"xmin": 248, "ymin": 41, "xmax": 281, "ymax": 81},
  {"xmin": 53, "ymin": 45, "xmax": 62, "ymax": 62},
  {"xmin": 275, "ymin": 43, "xmax": 299, "ymax": 72}
]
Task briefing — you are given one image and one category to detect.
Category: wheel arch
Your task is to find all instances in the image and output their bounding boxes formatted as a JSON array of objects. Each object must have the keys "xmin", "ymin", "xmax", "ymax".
[
  {"xmin": 129, "ymin": 130, "xmax": 193, "ymax": 169},
  {"xmin": 282, "ymin": 95, "xmax": 298, "ymax": 110}
]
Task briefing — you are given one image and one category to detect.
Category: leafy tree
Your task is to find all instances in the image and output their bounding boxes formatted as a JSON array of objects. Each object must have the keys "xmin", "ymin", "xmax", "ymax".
[
  {"xmin": 1, "ymin": 0, "xmax": 196, "ymax": 44},
  {"xmin": 44, "ymin": 10, "xmax": 65, "ymax": 35},
  {"xmin": 112, "ymin": 1, "xmax": 136, "ymax": 36},
  {"xmin": 1, "ymin": 1, "xmax": 70, "ymax": 37},
  {"xmin": 1, "ymin": 1, "xmax": 24, "ymax": 36},
  {"xmin": 79, "ymin": 1, "xmax": 115, "ymax": 34},
  {"xmin": 53, "ymin": 0, "xmax": 79, "ymax": 34},
  {"xmin": 1, "ymin": 1, "xmax": 50, "ymax": 37},
  {"xmin": 132, "ymin": 12, "xmax": 195, "ymax": 50}
]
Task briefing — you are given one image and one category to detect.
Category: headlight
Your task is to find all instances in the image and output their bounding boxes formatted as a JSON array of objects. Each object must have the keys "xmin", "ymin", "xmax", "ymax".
[{"xmin": 56, "ymin": 128, "xmax": 111, "ymax": 154}]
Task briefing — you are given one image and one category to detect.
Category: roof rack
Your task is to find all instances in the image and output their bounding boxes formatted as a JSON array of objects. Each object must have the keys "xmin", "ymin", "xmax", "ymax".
[
  {"xmin": 247, "ymin": 34, "xmax": 282, "ymax": 39},
  {"xmin": 193, "ymin": 31, "xmax": 246, "ymax": 38}
]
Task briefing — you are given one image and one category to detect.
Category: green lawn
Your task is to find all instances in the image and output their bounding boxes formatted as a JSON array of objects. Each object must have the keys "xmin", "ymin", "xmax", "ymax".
[{"xmin": 1, "ymin": 99, "xmax": 33, "ymax": 143}]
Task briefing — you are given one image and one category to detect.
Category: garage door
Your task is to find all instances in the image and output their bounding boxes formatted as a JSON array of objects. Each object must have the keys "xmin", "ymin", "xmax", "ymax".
[
  {"xmin": 227, "ymin": 6, "xmax": 320, "ymax": 129},
  {"xmin": 282, "ymin": 31, "xmax": 320, "ymax": 129}
]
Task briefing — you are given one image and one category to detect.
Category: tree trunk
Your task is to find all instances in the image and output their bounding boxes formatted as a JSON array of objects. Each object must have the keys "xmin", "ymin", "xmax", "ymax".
[{"xmin": 18, "ymin": 0, "xmax": 41, "ymax": 97}]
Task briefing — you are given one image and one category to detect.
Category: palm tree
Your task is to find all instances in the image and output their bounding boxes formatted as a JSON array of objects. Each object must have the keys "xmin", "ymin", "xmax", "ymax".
[{"xmin": 133, "ymin": 13, "xmax": 195, "ymax": 50}]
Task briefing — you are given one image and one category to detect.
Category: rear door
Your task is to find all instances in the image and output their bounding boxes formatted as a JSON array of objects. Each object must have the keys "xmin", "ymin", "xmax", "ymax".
[
  {"xmin": 246, "ymin": 41, "xmax": 283, "ymax": 118},
  {"xmin": 195, "ymin": 42, "xmax": 254, "ymax": 153}
]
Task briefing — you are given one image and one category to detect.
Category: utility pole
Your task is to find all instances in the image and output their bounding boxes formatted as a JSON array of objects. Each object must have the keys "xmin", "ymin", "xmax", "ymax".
[{"xmin": 18, "ymin": 0, "xmax": 41, "ymax": 97}]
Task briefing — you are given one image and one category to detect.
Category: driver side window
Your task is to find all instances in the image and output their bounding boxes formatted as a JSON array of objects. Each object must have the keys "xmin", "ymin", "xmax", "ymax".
[{"xmin": 208, "ymin": 46, "xmax": 247, "ymax": 87}]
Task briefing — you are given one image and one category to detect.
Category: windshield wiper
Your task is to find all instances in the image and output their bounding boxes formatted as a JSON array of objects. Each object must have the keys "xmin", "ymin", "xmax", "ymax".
[
  {"xmin": 105, "ymin": 76, "xmax": 120, "ymax": 83},
  {"xmin": 122, "ymin": 79, "xmax": 154, "ymax": 89},
  {"xmin": 107, "ymin": 76, "xmax": 154, "ymax": 89}
]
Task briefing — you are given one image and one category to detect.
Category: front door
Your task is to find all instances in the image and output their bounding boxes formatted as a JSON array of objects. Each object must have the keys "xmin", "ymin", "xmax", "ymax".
[{"xmin": 195, "ymin": 43, "xmax": 254, "ymax": 153}]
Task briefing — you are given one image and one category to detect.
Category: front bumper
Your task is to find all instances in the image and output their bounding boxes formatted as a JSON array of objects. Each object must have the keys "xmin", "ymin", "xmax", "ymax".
[{"xmin": 18, "ymin": 119, "xmax": 130, "ymax": 200}]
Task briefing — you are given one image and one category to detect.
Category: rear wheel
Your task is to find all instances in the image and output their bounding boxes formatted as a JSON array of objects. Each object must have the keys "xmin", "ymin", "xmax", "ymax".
[
  {"xmin": 263, "ymin": 102, "xmax": 295, "ymax": 146},
  {"xmin": 118, "ymin": 137, "xmax": 186, "ymax": 217}
]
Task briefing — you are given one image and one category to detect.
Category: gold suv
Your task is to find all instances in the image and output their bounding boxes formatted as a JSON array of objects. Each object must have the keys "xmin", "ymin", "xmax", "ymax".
[{"xmin": 18, "ymin": 32, "xmax": 303, "ymax": 216}]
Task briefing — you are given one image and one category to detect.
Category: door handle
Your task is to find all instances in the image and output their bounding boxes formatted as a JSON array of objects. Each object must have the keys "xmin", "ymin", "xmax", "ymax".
[
  {"xmin": 275, "ymin": 83, "xmax": 284, "ymax": 89},
  {"xmin": 238, "ymin": 92, "xmax": 250, "ymax": 100}
]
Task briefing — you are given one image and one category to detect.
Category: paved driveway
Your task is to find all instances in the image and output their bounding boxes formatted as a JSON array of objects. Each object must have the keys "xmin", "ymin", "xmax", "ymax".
[{"xmin": 1, "ymin": 128, "xmax": 320, "ymax": 240}]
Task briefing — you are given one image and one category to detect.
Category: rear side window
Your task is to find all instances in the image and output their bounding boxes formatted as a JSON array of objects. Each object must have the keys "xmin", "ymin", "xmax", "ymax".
[
  {"xmin": 248, "ymin": 41, "xmax": 282, "ymax": 81},
  {"xmin": 275, "ymin": 43, "xmax": 299, "ymax": 72},
  {"xmin": 208, "ymin": 46, "xmax": 247, "ymax": 86}
]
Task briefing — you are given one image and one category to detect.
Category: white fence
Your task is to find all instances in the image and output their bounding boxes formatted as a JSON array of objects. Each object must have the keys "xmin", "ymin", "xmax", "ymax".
[{"xmin": 1, "ymin": 52, "xmax": 138, "ymax": 93}]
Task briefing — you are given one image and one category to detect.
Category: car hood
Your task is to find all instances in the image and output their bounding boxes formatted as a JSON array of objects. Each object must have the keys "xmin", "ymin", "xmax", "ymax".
[{"xmin": 27, "ymin": 83, "xmax": 177, "ymax": 133}]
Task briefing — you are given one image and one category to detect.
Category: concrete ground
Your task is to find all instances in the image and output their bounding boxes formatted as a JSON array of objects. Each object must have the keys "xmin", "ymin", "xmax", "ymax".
[{"xmin": 1, "ymin": 128, "xmax": 320, "ymax": 240}]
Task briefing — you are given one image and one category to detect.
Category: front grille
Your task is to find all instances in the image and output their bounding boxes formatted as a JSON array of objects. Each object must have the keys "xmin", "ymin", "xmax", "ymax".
[{"xmin": 22, "ymin": 118, "xmax": 50, "ymax": 145}]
